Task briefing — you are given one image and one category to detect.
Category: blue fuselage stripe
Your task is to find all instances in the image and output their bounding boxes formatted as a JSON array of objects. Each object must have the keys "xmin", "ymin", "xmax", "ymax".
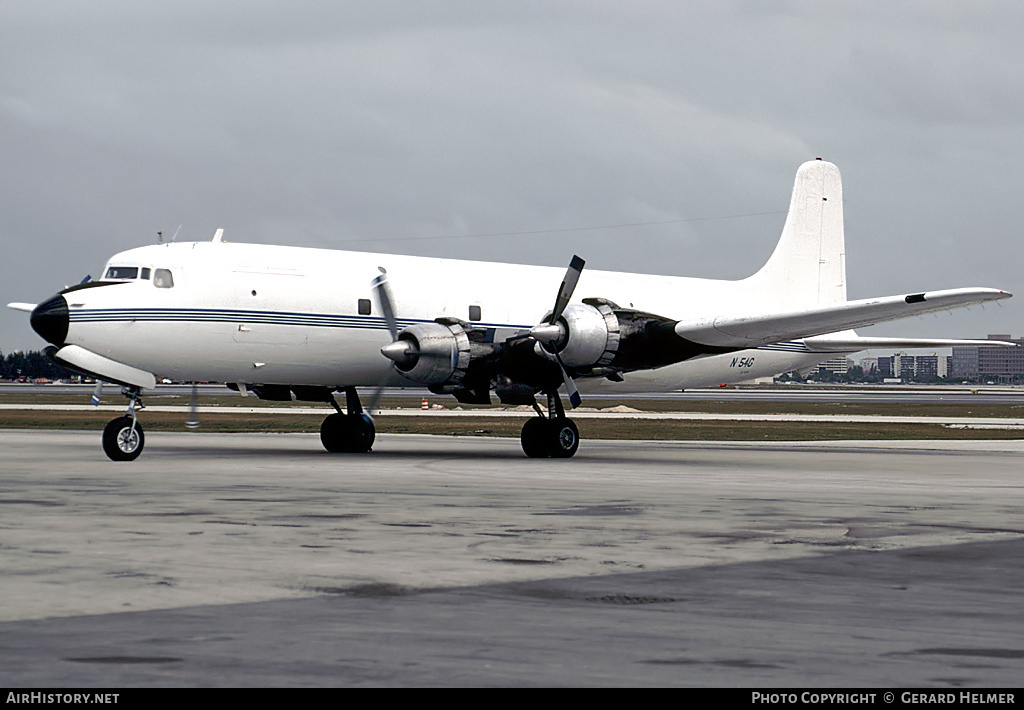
[{"xmin": 68, "ymin": 308, "xmax": 519, "ymax": 331}]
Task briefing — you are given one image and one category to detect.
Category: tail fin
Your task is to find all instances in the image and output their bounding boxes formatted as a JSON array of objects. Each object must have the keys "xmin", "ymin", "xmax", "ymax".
[{"xmin": 744, "ymin": 159, "xmax": 846, "ymax": 309}]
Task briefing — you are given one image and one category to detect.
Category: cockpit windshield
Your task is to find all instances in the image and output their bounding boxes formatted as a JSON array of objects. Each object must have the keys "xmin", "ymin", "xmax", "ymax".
[
  {"xmin": 103, "ymin": 265, "xmax": 174, "ymax": 287},
  {"xmin": 104, "ymin": 266, "xmax": 139, "ymax": 280}
]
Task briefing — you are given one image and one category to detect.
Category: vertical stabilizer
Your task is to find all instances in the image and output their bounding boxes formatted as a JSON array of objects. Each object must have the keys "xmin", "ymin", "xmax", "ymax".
[{"xmin": 744, "ymin": 159, "xmax": 846, "ymax": 309}]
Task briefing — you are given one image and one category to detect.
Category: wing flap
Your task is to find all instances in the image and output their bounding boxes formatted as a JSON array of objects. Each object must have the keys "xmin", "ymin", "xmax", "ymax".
[{"xmin": 674, "ymin": 288, "xmax": 1012, "ymax": 349}]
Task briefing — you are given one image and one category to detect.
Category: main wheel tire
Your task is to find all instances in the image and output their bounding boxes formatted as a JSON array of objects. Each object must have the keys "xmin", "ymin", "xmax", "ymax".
[
  {"xmin": 548, "ymin": 417, "xmax": 579, "ymax": 459},
  {"xmin": 102, "ymin": 416, "xmax": 145, "ymax": 462},
  {"xmin": 320, "ymin": 413, "xmax": 345, "ymax": 452},
  {"xmin": 521, "ymin": 417, "xmax": 550, "ymax": 458},
  {"xmin": 346, "ymin": 413, "xmax": 375, "ymax": 453},
  {"xmin": 320, "ymin": 413, "xmax": 375, "ymax": 453}
]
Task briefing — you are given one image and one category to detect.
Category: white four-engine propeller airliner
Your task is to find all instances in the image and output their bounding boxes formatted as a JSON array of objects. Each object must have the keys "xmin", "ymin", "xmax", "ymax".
[{"xmin": 8, "ymin": 159, "xmax": 1015, "ymax": 461}]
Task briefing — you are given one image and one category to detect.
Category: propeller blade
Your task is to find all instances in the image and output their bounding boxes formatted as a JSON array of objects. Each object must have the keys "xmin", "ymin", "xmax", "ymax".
[
  {"xmin": 555, "ymin": 354, "xmax": 582, "ymax": 409},
  {"xmin": 365, "ymin": 369, "xmax": 391, "ymax": 417},
  {"xmin": 185, "ymin": 383, "xmax": 200, "ymax": 429},
  {"xmin": 549, "ymin": 255, "xmax": 585, "ymax": 324},
  {"xmin": 90, "ymin": 381, "xmax": 103, "ymax": 406},
  {"xmin": 371, "ymin": 269, "xmax": 400, "ymax": 341}
]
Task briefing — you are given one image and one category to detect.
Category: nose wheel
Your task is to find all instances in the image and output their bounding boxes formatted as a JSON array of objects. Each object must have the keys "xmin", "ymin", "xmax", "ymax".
[{"xmin": 102, "ymin": 388, "xmax": 145, "ymax": 461}]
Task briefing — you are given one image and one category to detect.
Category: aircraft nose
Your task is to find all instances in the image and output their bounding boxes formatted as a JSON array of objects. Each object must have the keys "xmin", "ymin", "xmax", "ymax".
[{"xmin": 30, "ymin": 294, "xmax": 69, "ymax": 346}]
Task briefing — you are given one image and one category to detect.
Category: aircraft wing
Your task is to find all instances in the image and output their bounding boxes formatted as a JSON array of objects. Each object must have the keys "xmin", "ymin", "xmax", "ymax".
[
  {"xmin": 673, "ymin": 287, "xmax": 1012, "ymax": 349},
  {"xmin": 802, "ymin": 333, "xmax": 1018, "ymax": 352}
]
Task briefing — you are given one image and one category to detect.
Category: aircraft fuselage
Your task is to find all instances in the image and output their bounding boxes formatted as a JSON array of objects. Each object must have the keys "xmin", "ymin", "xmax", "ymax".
[{"xmin": 35, "ymin": 241, "xmax": 827, "ymax": 392}]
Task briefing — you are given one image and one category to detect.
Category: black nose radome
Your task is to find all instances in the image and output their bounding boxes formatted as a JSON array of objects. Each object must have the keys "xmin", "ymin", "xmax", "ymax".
[{"xmin": 30, "ymin": 294, "xmax": 69, "ymax": 346}]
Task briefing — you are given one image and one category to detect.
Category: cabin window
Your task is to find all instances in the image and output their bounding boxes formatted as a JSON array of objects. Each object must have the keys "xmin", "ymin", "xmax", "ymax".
[
  {"xmin": 104, "ymin": 266, "xmax": 138, "ymax": 280},
  {"xmin": 358, "ymin": 298, "xmax": 372, "ymax": 316},
  {"xmin": 468, "ymin": 305, "xmax": 482, "ymax": 322},
  {"xmin": 140, "ymin": 268, "xmax": 151, "ymax": 280},
  {"xmin": 153, "ymin": 268, "xmax": 174, "ymax": 288}
]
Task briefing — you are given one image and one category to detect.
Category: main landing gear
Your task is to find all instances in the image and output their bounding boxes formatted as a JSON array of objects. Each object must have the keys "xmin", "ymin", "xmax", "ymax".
[
  {"xmin": 320, "ymin": 387, "xmax": 375, "ymax": 453},
  {"xmin": 102, "ymin": 387, "xmax": 145, "ymax": 462},
  {"xmin": 521, "ymin": 392, "xmax": 579, "ymax": 459}
]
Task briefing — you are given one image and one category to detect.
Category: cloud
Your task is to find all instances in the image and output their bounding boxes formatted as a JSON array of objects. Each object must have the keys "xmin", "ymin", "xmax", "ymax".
[{"xmin": 2, "ymin": 2, "xmax": 1021, "ymax": 350}]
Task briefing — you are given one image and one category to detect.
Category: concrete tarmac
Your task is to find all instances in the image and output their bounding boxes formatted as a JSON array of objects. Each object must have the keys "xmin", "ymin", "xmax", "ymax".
[{"xmin": 2, "ymin": 430, "xmax": 1023, "ymax": 687}]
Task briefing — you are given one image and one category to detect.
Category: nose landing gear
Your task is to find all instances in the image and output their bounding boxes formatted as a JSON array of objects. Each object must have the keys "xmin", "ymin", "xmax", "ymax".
[{"xmin": 102, "ymin": 388, "xmax": 145, "ymax": 461}]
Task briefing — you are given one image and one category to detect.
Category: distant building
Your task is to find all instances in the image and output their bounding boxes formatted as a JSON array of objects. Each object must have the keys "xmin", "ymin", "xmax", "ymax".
[
  {"xmin": 817, "ymin": 356, "xmax": 851, "ymax": 375},
  {"xmin": 858, "ymin": 357, "xmax": 878, "ymax": 374},
  {"xmin": 951, "ymin": 345, "xmax": 980, "ymax": 380},
  {"xmin": 876, "ymin": 352, "xmax": 943, "ymax": 381},
  {"xmin": 877, "ymin": 355, "xmax": 894, "ymax": 378},
  {"xmin": 914, "ymin": 354, "xmax": 939, "ymax": 379},
  {"xmin": 951, "ymin": 335, "xmax": 1024, "ymax": 382},
  {"xmin": 897, "ymin": 354, "xmax": 916, "ymax": 380}
]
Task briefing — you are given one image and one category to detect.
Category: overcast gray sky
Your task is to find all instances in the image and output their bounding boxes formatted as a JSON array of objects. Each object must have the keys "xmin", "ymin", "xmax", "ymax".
[{"xmin": 2, "ymin": 1, "xmax": 1022, "ymax": 352}]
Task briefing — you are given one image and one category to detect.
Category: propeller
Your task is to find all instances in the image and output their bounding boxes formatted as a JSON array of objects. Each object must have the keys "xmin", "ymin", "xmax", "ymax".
[
  {"xmin": 373, "ymin": 269, "xmax": 418, "ymax": 369},
  {"xmin": 530, "ymin": 255, "xmax": 585, "ymax": 409},
  {"xmin": 90, "ymin": 381, "xmax": 103, "ymax": 406},
  {"xmin": 367, "ymin": 269, "xmax": 403, "ymax": 415},
  {"xmin": 374, "ymin": 268, "xmax": 450, "ymax": 370}
]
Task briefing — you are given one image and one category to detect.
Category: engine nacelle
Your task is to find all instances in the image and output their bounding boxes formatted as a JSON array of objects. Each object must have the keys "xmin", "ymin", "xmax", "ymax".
[
  {"xmin": 535, "ymin": 300, "xmax": 692, "ymax": 372},
  {"xmin": 534, "ymin": 302, "xmax": 620, "ymax": 368},
  {"xmin": 390, "ymin": 320, "xmax": 471, "ymax": 387}
]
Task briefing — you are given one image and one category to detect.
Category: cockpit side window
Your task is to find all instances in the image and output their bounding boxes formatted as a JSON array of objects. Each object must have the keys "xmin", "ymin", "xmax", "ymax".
[
  {"xmin": 153, "ymin": 268, "xmax": 174, "ymax": 288},
  {"xmin": 104, "ymin": 266, "xmax": 139, "ymax": 280}
]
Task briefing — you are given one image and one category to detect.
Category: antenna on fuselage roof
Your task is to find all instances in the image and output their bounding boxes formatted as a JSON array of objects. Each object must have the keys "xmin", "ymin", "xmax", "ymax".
[{"xmin": 157, "ymin": 224, "xmax": 182, "ymax": 244}]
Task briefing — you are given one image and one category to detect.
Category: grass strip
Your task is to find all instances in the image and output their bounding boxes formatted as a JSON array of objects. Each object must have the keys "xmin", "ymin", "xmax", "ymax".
[{"xmin": 1, "ymin": 409, "xmax": 1020, "ymax": 441}]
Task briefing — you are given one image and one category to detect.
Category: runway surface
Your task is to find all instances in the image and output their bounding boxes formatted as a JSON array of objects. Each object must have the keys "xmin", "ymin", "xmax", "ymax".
[{"xmin": 2, "ymin": 430, "xmax": 1023, "ymax": 686}]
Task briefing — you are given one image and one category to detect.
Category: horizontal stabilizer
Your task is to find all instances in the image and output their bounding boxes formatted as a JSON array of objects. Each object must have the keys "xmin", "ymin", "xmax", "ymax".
[
  {"xmin": 49, "ymin": 345, "xmax": 156, "ymax": 390},
  {"xmin": 675, "ymin": 288, "xmax": 1012, "ymax": 349},
  {"xmin": 804, "ymin": 334, "xmax": 1019, "ymax": 352}
]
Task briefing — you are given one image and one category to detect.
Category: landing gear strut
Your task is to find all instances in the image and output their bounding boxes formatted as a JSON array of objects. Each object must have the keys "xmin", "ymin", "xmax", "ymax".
[
  {"xmin": 520, "ymin": 391, "xmax": 579, "ymax": 459},
  {"xmin": 102, "ymin": 387, "xmax": 145, "ymax": 461},
  {"xmin": 320, "ymin": 387, "xmax": 375, "ymax": 453}
]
